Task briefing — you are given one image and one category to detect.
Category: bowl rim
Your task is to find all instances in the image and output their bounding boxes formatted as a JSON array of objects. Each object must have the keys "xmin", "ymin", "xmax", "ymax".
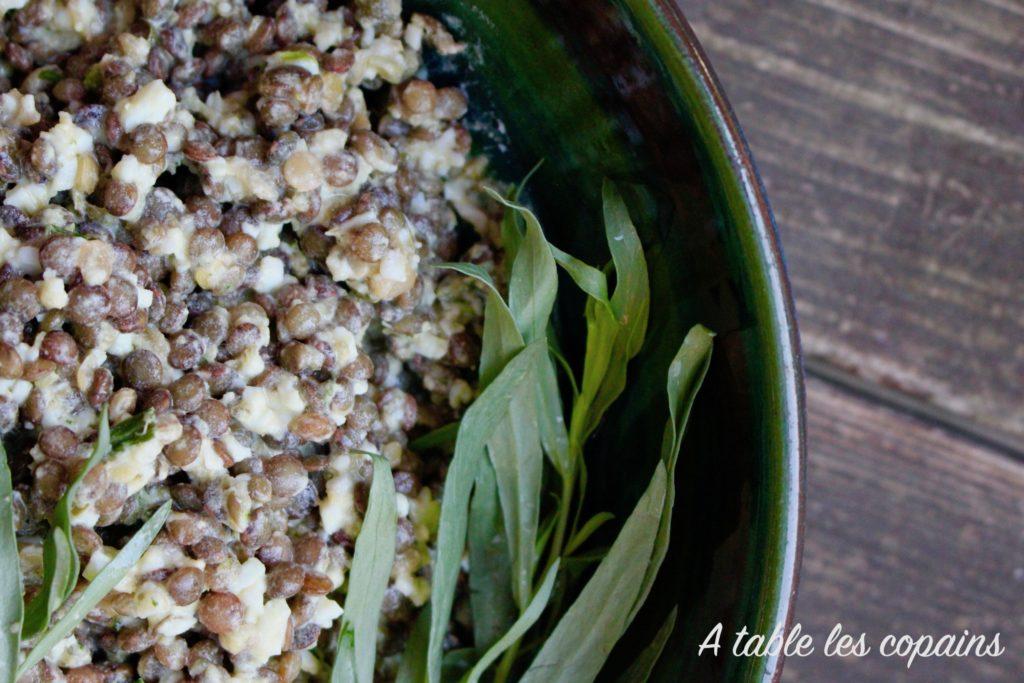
[{"xmin": 642, "ymin": 2, "xmax": 807, "ymax": 680}]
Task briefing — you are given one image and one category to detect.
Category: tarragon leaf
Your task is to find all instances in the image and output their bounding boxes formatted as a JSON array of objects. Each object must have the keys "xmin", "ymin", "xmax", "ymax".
[
  {"xmin": 17, "ymin": 501, "xmax": 172, "ymax": 678},
  {"xmin": 534, "ymin": 352, "xmax": 571, "ymax": 478},
  {"xmin": 0, "ymin": 442, "xmax": 22, "ymax": 683},
  {"xmin": 630, "ymin": 325, "xmax": 713, "ymax": 622},
  {"xmin": 24, "ymin": 407, "xmax": 156, "ymax": 638},
  {"xmin": 549, "ymin": 244, "xmax": 609, "ymax": 303},
  {"xmin": 427, "ymin": 340, "xmax": 545, "ymax": 683},
  {"xmin": 480, "ymin": 292, "xmax": 525, "ymax": 388},
  {"xmin": 334, "ymin": 453, "xmax": 396, "ymax": 683},
  {"xmin": 486, "ymin": 381, "xmax": 543, "ymax": 610},
  {"xmin": 463, "ymin": 560, "xmax": 559, "ymax": 683},
  {"xmin": 437, "ymin": 262, "xmax": 523, "ymax": 387},
  {"xmin": 468, "ymin": 460, "xmax": 515, "ymax": 652},
  {"xmin": 521, "ymin": 464, "xmax": 667, "ymax": 683},
  {"xmin": 409, "ymin": 422, "xmax": 459, "ymax": 452},
  {"xmin": 564, "ymin": 512, "xmax": 614, "ymax": 556},
  {"xmin": 395, "ymin": 608, "xmax": 429, "ymax": 683},
  {"xmin": 493, "ymin": 161, "xmax": 542, "ymax": 276},
  {"xmin": 37, "ymin": 68, "xmax": 61, "ymax": 84},
  {"xmin": 494, "ymin": 195, "xmax": 557, "ymax": 344},
  {"xmin": 602, "ymin": 181, "xmax": 649, "ymax": 358},
  {"xmin": 21, "ymin": 527, "xmax": 74, "ymax": 639},
  {"xmin": 615, "ymin": 607, "xmax": 677, "ymax": 683}
]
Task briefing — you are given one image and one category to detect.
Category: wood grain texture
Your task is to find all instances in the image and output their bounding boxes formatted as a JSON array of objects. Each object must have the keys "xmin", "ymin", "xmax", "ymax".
[
  {"xmin": 682, "ymin": 0, "xmax": 1024, "ymax": 440},
  {"xmin": 784, "ymin": 378, "xmax": 1024, "ymax": 681}
]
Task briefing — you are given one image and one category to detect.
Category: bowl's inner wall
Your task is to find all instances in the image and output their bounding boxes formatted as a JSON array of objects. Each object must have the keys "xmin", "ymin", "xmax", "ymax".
[{"xmin": 411, "ymin": 1, "xmax": 792, "ymax": 680}]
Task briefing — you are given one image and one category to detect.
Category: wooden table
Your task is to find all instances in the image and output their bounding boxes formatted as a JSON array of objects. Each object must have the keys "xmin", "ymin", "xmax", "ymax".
[{"xmin": 683, "ymin": 1, "xmax": 1024, "ymax": 680}]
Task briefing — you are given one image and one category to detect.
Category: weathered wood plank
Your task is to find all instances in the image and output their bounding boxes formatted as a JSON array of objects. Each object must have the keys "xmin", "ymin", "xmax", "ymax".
[
  {"xmin": 683, "ymin": 0, "xmax": 1024, "ymax": 440},
  {"xmin": 783, "ymin": 378, "xmax": 1024, "ymax": 681}
]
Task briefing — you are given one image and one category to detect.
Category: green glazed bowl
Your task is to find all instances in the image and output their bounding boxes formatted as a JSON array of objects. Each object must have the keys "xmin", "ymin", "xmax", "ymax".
[{"xmin": 410, "ymin": 1, "xmax": 806, "ymax": 680}]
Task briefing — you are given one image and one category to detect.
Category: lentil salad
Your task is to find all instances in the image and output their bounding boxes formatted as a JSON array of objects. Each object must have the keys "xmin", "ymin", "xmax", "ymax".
[{"xmin": 0, "ymin": 0, "xmax": 499, "ymax": 679}]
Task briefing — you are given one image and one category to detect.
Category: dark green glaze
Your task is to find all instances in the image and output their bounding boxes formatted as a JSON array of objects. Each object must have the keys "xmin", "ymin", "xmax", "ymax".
[{"xmin": 410, "ymin": 1, "xmax": 805, "ymax": 681}]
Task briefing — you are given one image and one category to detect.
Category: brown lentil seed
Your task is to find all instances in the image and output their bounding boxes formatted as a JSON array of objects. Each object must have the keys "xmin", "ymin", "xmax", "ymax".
[
  {"xmin": 348, "ymin": 222, "xmax": 389, "ymax": 262},
  {"xmin": 266, "ymin": 563, "xmax": 305, "ymax": 599},
  {"xmin": 264, "ymin": 454, "xmax": 308, "ymax": 499},
  {"xmin": 65, "ymin": 665, "xmax": 106, "ymax": 683},
  {"xmin": 22, "ymin": 359, "xmax": 56, "ymax": 382},
  {"xmin": 166, "ymin": 566, "xmax": 205, "ymax": 605},
  {"xmin": 168, "ymin": 331, "xmax": 204, "ymax": 370},
  {"xmin": 87, "ymin": 367, "xmax": 114, "ymax": 408},
  {"xmin": 195, "ymin": 398, "xmax": 230, "ymax": 437},
  {"xmin": 154, "ymin": 639, "xmax": 188, "ymax": 670},
  {"xmin": 71, "ymin": 525, "xmax": 102, "ymax": 556},
  {"xmin": 0, "ymin": 342, "xmax": 22, "ymax": 378},
  {"xmin": 283, "ymin": 302, "xmax": 320, "ymax": 339},
  {"xmin": 140, "ymin": 388, "xmax": 173, "ymax": 413},
  {"xmin": 122, "ymin": 349, "xmax": 163, "ymax": 390},
  {"xmin": 225, "ymin": 232, "xmax": 258, "ymax": 265},
  {"xmin": 166, "ymin": 513, "xmax": 207, "ymax": 546},
  {"xmin": 197, "ymin": 592, "xmax": 243, "ymax": 634},
  {"xmin": 0, "ymin": 278, "xmax": 41, "ymax": 321},
  {"xmin": 66, "ymin": 284, "xmax": 110, "ymax": 323},
  {"xmin": 169, "ymin": 373, "xmax": 206, "ymax": 412},
  {"xmin": 301, "ymin": 570, "xmax": 333, "ymax": 596},
  {"xmin": 129, "ymin": 124, "xmax": 167, "ymax": 164},
  {"xmin": 39, "ymin": 426, "xmax": 79, "ymax": 460},
  {"xmin": 105, "ymin": 276, "xmax": 138, "ymax": 319},
  {"xmin": 117, "ymin": 625, "xmax": 156, "ymax": 654},
  {"xmin": 191, "ymin": 536, "xmax": 229, "ymax": 563},
  {"xmin": 39, "ymin": 330, "xmax": 78, "ymax": 366},
  {"xmin": 288, "ymin": 412, "xmax": 333, "ymax": 442},
  {"xmin": 164, "ymin": 425, "xmax": 201, "ymax": 467},
  {"xmin": 401, "ymin": 79, "xmax": 437, "ymax": 114},
  {"xmin": 103, "ymin": 179, "xmax": 138, "ymax": 217},
  {"xmin": 183, "ymin": 139, "xmax": 217, "ymax": 162}
]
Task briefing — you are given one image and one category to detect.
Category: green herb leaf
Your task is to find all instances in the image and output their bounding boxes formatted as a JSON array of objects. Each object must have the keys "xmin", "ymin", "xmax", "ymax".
[
  {"xmin": 82, "ymin": 65, "xmax": 102, "ymax": 91},
  {"xmin": 435, "ymin": 263, "xmax": 501, "ymax": 297},
  {"xmin": 602, "ymin": 181, "xmax": 649, "ymax": 358},
  {"xmin": 480, "ymin": 292, "xmax": 525, "ymax": 388},
  {"xmin": 333, "ymin": 453, "xmax": 397, "ymax": 683},
  {"xmin": 395, "ymin": 608, "xmax": 429, "ymax": 683},
  {"xmin": 37, "ymin": 68, "xmax": 61, "ymax": 84},
  {"xmin": 409, "ymin": 422, "xmax": 459, "ymax": 452},
  {"xmin": 331, "ymin": 627, "xmax": 356, "ymax": 683},
  {"xmin": 467, "ymin": 460, "xmax": 515, "ymax": 652},
  {"xmin": 493, "ymin": 162, "xmax": 542, "ymax": 277},
  {"xmin": 110, "ymin": 409, "xmax": 157, "ymax": 449},
  {"xmin": 0, "ymin": 442, "xmax": 22, "ymax": 683},
  {"xmin": 534, "ymin": 353, "xmax": 571, "ymax": 478},
  {"xmin": 21, "ymin": 527, "xmax": 74, "ymax": 638},
  {"xmin": 443, "ymin": 649, "xmax": 477, "ymax": 681},
  {"xmin": 24, "ymin": 407, "xmax": 157, "ymax": 639},
  {"xmin": 549, "ymin": 244, "xmax": 609, "ymax": 303},
  {"xmin": 17, "ymin": 500, "xmax": 172, "ymax": 678},
  {"xmin": 566, "ymin": 185, "xmax": 651, "ymax": 447},
  {"xmin": 564, "ymin": 512, "xmax": 613, "ymax": 556},
  {"xmin": 615, "ymin": 607, "xmax": 677, "ymax": 683},
  {"xmin": 437, "ymin": 262, "xmax": 523, "ymax": 387},
  {"xmin": 499, "ymin": 197, "xmax": 557, "ymax": 344},
  {"xmin": 464, "ymin": 560, "xmax": 559, "ymax": 683},
  {"xmin": 572, "ymin": 297, "xmax": 625, "ymax": 443},
  {"xmin": 630, "ymin": 325, "xmax": 713, "ymax": 622},
  {"xmin": 521, "ymin": 463, "xmax": 667, "ymax": 682},
  {"xmin": 427, "ymin": 340, "xmax": 545, "ymax": 683},
  {"xmin": 486, "ymin": 380, "xmax": 543, "ymax": 610}
]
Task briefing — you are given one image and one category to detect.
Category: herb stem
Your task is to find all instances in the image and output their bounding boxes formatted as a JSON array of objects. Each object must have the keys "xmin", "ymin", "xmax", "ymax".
[
  {"xmin": 493, "ymin": 638, "xmax": 520, "ymax": 683},
  {"xmin": 544, "ymin": 453, "xmax": 577, "ymax": 573}
]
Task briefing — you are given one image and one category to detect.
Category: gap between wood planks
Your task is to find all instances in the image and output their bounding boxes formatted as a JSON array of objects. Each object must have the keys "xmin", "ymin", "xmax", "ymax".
[{"xmin": 804, "ymin": 357, "xmax": 1024, "ymax": 463}]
